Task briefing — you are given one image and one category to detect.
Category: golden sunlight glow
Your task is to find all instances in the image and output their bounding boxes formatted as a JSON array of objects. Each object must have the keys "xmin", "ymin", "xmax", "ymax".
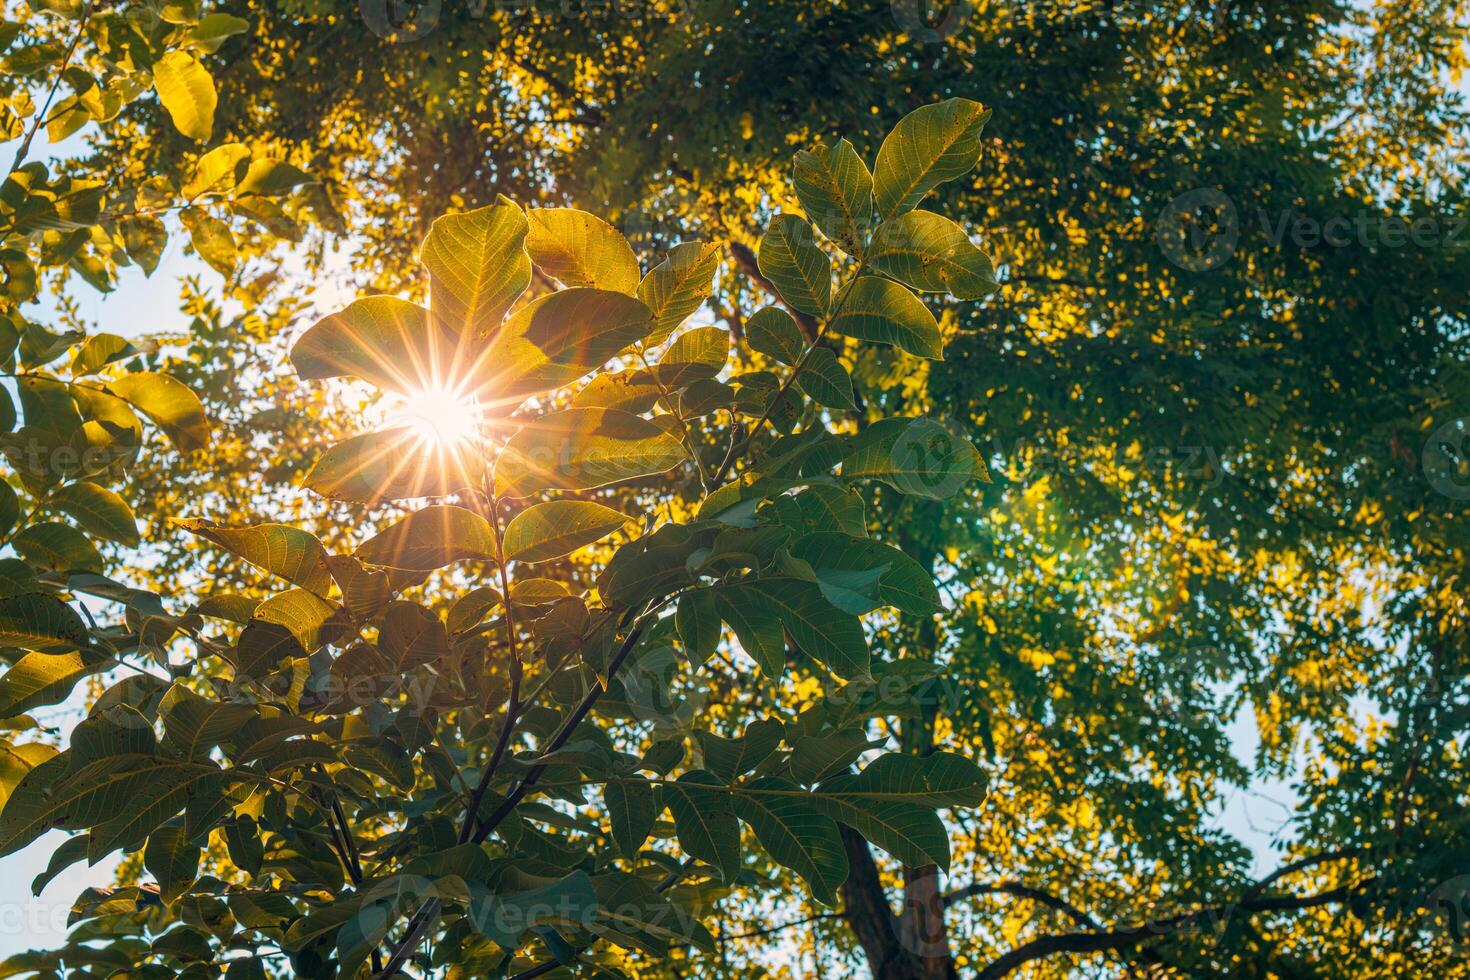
[{"xmin": 391, "ymin": 382, "xmax": 482, "ymax": 448}]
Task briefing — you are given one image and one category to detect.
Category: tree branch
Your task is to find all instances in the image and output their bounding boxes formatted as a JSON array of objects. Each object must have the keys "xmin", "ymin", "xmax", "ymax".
[{"xmin": 971, "ymin": 877, "xmax": 1375, "ymax": 980}]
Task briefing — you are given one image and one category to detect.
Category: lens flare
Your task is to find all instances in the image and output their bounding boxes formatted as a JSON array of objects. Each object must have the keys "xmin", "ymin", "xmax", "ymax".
[{"xmin": 392, "ymin": 382, "xmax": 481, "ymax": 448}]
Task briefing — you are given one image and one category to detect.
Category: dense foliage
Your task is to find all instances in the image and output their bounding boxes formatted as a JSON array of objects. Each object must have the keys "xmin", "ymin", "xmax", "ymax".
[{"xmin": 1, "ymin": 1, "xmax": 1468, "ymax": 978}]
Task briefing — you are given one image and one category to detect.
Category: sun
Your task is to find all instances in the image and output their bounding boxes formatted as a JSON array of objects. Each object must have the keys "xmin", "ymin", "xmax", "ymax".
[{"xmin": 391, "ymin": 381, "xmax": 482, "ymax": 448}]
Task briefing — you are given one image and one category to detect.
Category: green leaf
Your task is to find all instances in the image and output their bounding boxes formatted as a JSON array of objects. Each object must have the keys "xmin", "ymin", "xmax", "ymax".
[
  {"xmin": 343, "ymin": 736, "xmax": 415, "ymax": 789},
  {"xmin": 0, "ymin": 482, "xmax": 16, "ymax": 539},
  {"xmin": 234, "ymin": 158, "xmax": 313, "ymax": 197},
  {"xmin": 788, "ymin": 730, "xmax": 878, "ymax": 784},
  {"xmin": 470, "ymin": 870, "xmax": 601, "ymax": 948},
  {"xmin": 571, "ymin": 371, "xmax": 662, "ymax": 414},
  {"xmin": 731, "ymin": 776, "xmax": 848, "ymax": 906},
  {"xmin": 503, "ymin": 500, "xmax": 630, "ymax": 563},
  {"xmin": 873, "ymin": 98, "xmax": 990, "ymax": 218},
  {"xmin": 252, "ymin": 588, "xmax": 340, "ymax": 651},
  {"xmin": 839, "ymin": 416, "xmax": 989, "ymax": 499},
  {"xmin": 828, "ymin": 276, "xmax": 942, "ymax": 359},
  {"xmin": 105, "ymin": 372, "xmax": 211, "ymax": 452},
  {"xmin": 144, "ymin": 823, "xmax": 199, "ymax": 901},
  {"xmin": 696, "ymin": 718, "xmax": 783, "ymax": 782},
  {"xmin": 0, "ymin": 740, "xmax": 55, "ymax": 811},
  {"xmin": 290, "ymin": 296, "xmax": 458, "ymax": 396},
  {"xmin": 795, "ymin": 347, "xmax": 855, "ymax": 410},
  {"xmin": 869, "ymin": 210, "xmax": 998, "ymax": 299},
  {"xmin": 605, "ymin": 775, "xmax": 657, "ymax": 858},
  {"xmin": 712, "ymin": 585, "xmax": 786, "ymax": 678},
  {"xmin": 232, "ymin": 621, "xmax": 304, "ymax": 679},
  {"xmin": 820, "ymin": 751, "xmax": 987, "ymax": 807},
  {"xmin": 159, "ymin": 685, "xmax": 257, "ymax": 762},
  {"xmin": 675, "ymin": 589, "xmax": 720, "ymax": 663},
  {"xmin": 447, "ymin": 585, "xmax": 501, "ymax": 633},
  {"xmin": 30, "ymin": 831, "xmax": 88, "ymax": 896},
  {"xmin": 599, "ymin": 522, "xmax": 713, "ymax": 608},
  {"xmin": 790, "ymin": 532, "xmax": 940, "ymax": 615},
  {"xmin": 637, "ymin": 241, "xmax": 721, "ymax": 343},
  {"xmin": 303, "ymin": 427, "xmax": 476, "ymax": 503},
  {"xmin": 745, "ymin": 306, "xmax": 805, "ymax": 366},
  {"xmin": 717, "ymin": 579, "xmax": 869, "ymax": 679},
  {"xmin": 325, "ymin": 556, "xmax": 395, "ymax": 621},
  {"xmin": 0, "ymin": 753, "xmax": 230, "ymax": 859},
  {"xmin": 12, "ymin": 521, "xmax": 103, "ymax": 572},
  {"xmin": 183, "ymin": 143, "xmax": 249, "ymax": 198},
  {"xmin": 187, "ymin": 12, "xmax": 250, "ymax": 53},
  {"xmin": 421, "ymin": 200, "xmax": 531, "ymax": 335},
  {"xmin": 71, "ymin": 334, "xmax": 140, "ymax": 376},
  {"xmin": 179, "ymin": 208, "xmax": 235, "ymax": 276},
  {"xmin": 173, "ymin": 519, "xmax": 333, "ymax": 595},
  {"xmin": 591, "ymin": 870, "xmax": 716, "ymax": 954},
  {"xmin": 377, "ymin": 600, "xmax": 450, "ymax": 669},
  {"xmin": 768, "ymin": 484, "xmax": 867, "ymax": 537},
  {"xmin": 355, "ymin": 505, "xmax": 496, "ymax": 571},
  {"xmin": 524, "ymin": 208, "xmax": 640, "ymax": 294},
  {"xmin": 479, "ymin": 288, "xmax": 655, "ymax": 405},
  {"xmin": 0, "ymin": 593, "xmax": 89, "ymax": 653},
  {"xmin": 758, "ymin": 214, "xmax": 830, "ymax": 316},
  {"xmin": 223, "ymin": 815, "xmax": 263, "ymax": 875},
  {"xmin": 793, "ymin": 138, "xmax": 874, "ymax": 256},
  {"xmin": 654, "ymin": 326, "xmax": 729, "ymax": 389},
  {"xmin": 119, "ymin": 215, "xmax": 167, "ymax": 276},
  {"xmin": 153, "ymin": 50, "xmax": 216, "ymax": 141},
  {"xmin": 496, "ymin": 407, "xmax": 685, "ymax": 498},
  {"xmin": 662, "ymin": 770, "xmax": 740, "ymax": 882}
]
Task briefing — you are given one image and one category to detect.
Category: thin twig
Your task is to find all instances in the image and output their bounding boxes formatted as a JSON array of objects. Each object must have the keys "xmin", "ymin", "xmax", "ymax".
[{"xmin": 9, "ymin": 4, "xmax": 93, "ymax": 176}]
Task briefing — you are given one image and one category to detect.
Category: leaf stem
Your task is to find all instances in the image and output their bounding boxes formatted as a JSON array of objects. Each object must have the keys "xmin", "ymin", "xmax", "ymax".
[
  {"xmin": 8, "ymin": 4, "xmax": 93, "ymax": 177},
  {"xmin": 708, "ymin": 260, "xmax": 867, "ymax": 490},
  {"xmin": 458, "ymin": 475, "xmax": 521, "ymax": 844}
]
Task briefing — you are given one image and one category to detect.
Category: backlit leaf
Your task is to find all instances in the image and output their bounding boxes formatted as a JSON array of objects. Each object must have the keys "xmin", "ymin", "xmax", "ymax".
[
  {"xmin": 873, "ymin": 97, "xmax": 990, "ymax": 218},
  {"xmin": 868, "ymin": 210, "xmax": 998, "ymax": 299},
  {"xmin": 525, "ymin": 208, "xmax": 640, "ymax": 294},
  {"xmin": 478, "ymin": 289, "xmax": 654, "ymax": 405},
  {"xmin": 793, "ymin": 139, "xmax": 874, "ymax": 255},
  {"xmin": 290, "ymin": 296, "xmax": 459, "ymax": 396},
  {"xmin": 421, "ymin": 200, "xmax": 531, "ymax": 335},
  {"xmin": 105, "ymin": 372, "xmax": 211, "ymax": 452},
  {"xmin": 153, "ymin": 50, "xmax": 216, "ymax": 141},
  {"xmin": 731, "ymin": 776, "xmax": 848, "ymax": 906},
  {"xmin": 827, "ymin": 277, "xmax": 942, "ymax": 359},
  {"xmin": 758, "ymin": 214, "xmax": 830, "ymax": 316},
  {"xmin": 638, "ymin": 241, "xmax": 720, "ymax": 343},
  {"xmin": 503, "ymin": 500, "xmax": 631, "ymax": 563},
  {"xmin": 355, "ymin": 505, "xmax": 496, "ymax": 571},
  {"xmin": 745, "ymin": 306, "xmax": 805, "ymax": 366},
  {"xmin": 173, "ymin": 519, "xmax": 333, "ymax": 595},
  {"xmin": 304, "ymin": 427, "xmax": 478, "ymax": 503},
  {"xmin": 0, "ymin": 649, "xmax": 107, "ymax": 717},
  {"xmin": 496, "ymin": 408, "xmax": 686, "ymax": 498}
]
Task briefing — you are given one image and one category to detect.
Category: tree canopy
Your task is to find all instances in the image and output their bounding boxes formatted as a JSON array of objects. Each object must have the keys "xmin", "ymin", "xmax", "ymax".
[{"xmin": 0, "ymin": 1, "xmax": 1467, "ymax": 978}]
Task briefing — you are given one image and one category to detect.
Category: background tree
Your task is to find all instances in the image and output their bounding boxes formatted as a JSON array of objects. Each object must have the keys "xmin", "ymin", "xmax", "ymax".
[{"xmin": 2, "ymin": 0, "xmax": 1469, "ymax": 977}]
